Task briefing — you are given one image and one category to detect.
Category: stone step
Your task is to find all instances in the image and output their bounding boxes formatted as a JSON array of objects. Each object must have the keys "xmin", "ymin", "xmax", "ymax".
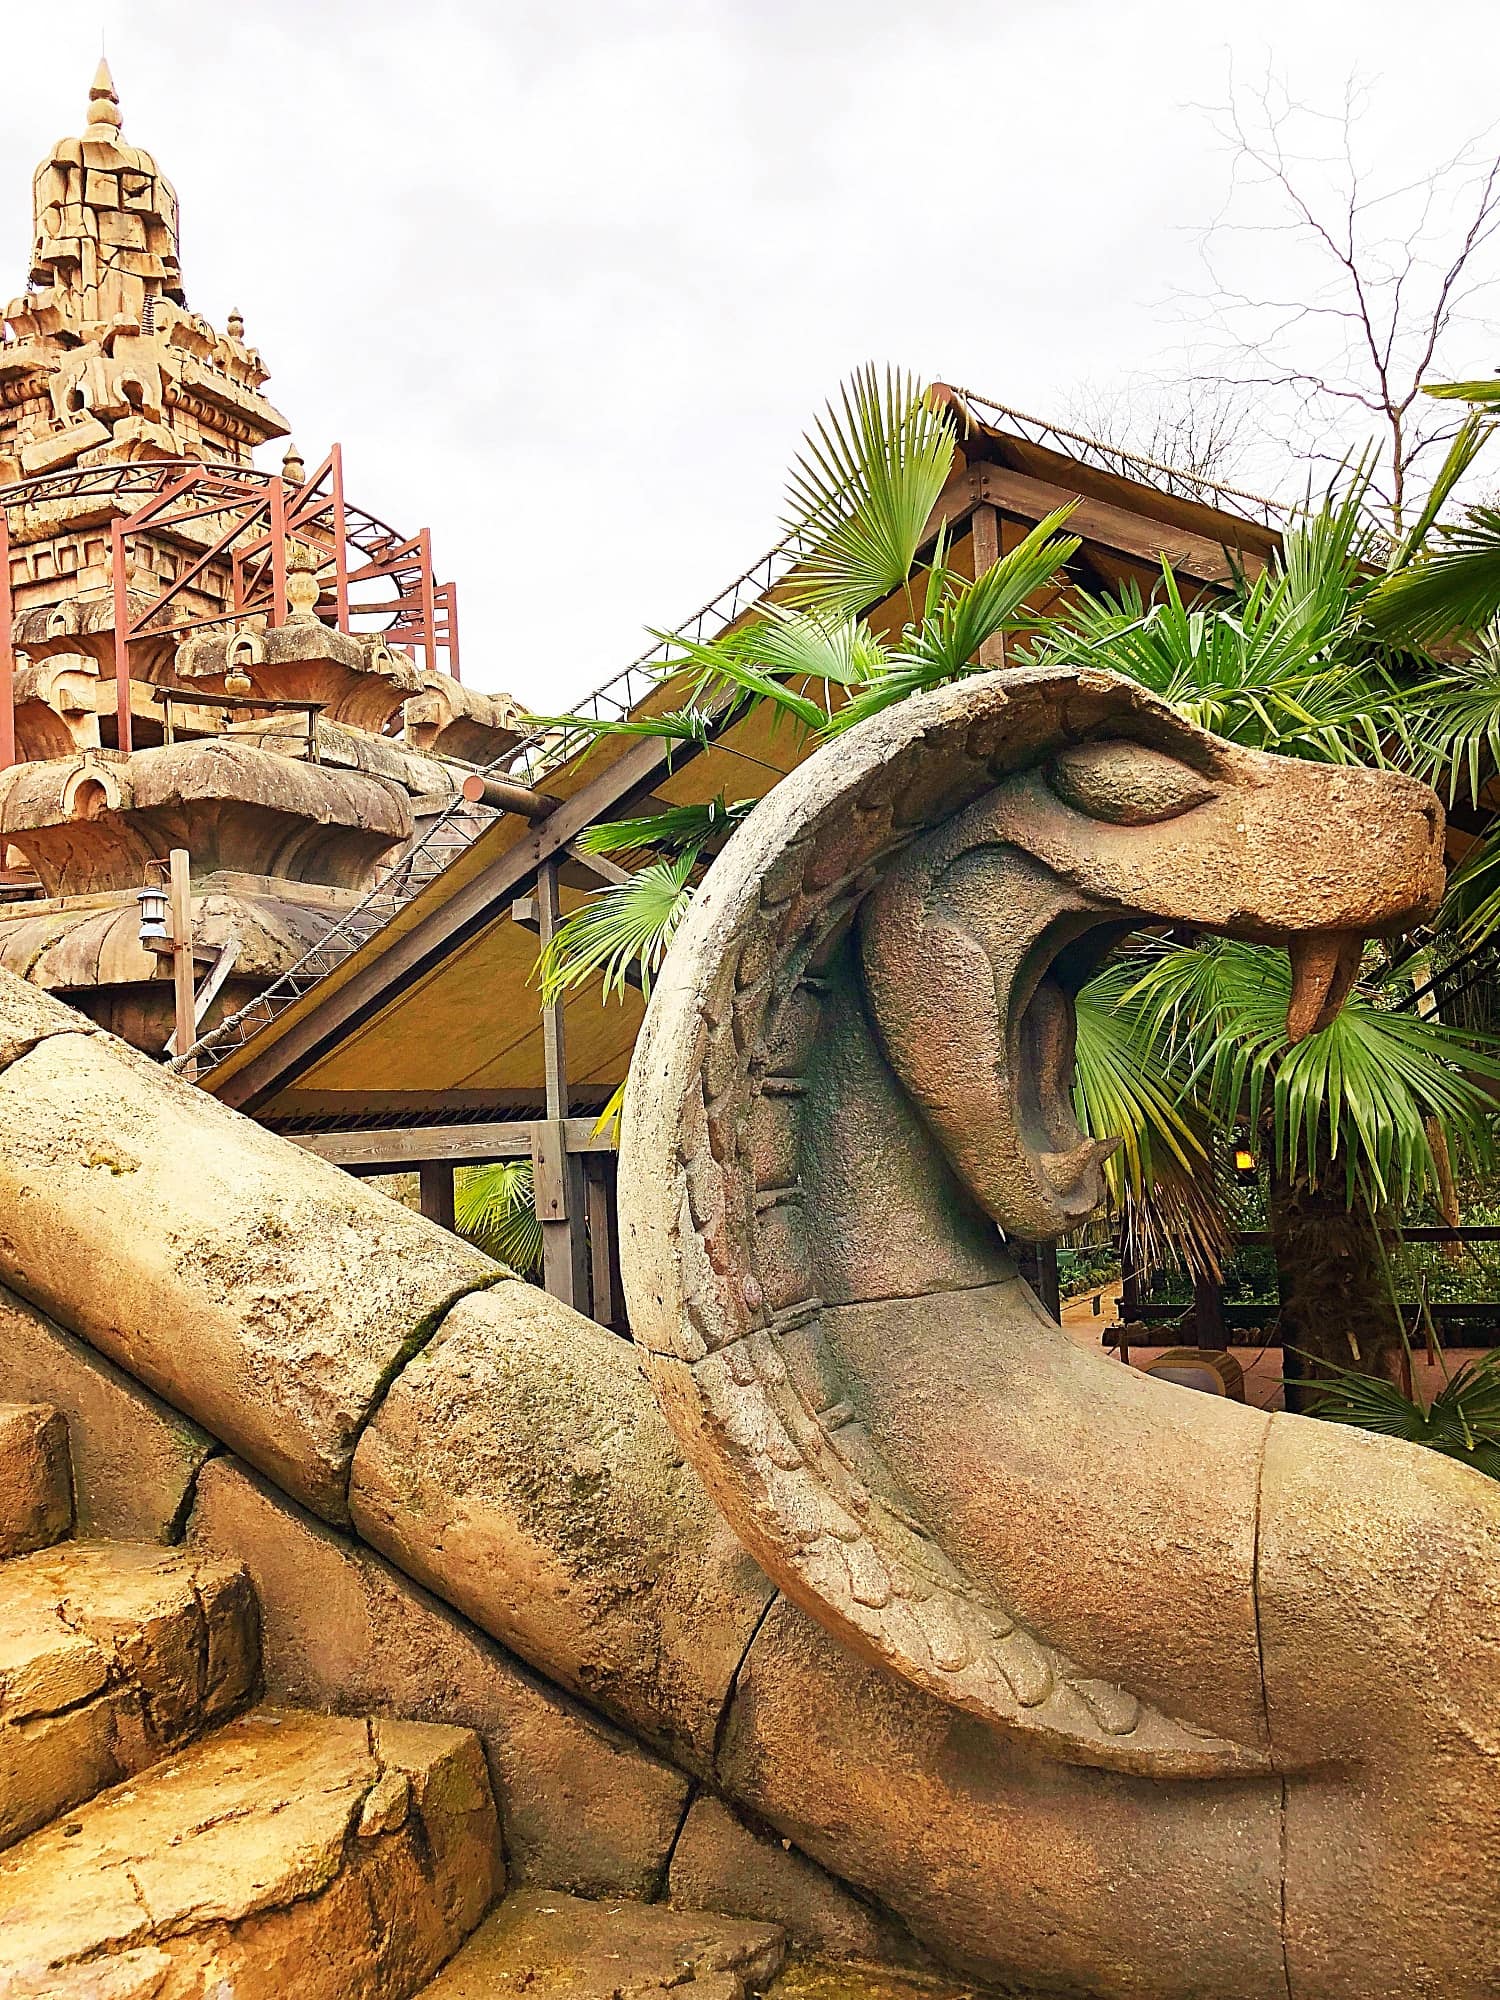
[
  {"xmin": 0, "ymin": 1539, "xmax": 258, "ymax": 1850},
  {"xmin": 415, "ymin": 1887, "xmax": 787, "ymax": 1999},
  {"xmin": 0, "ymin": 1402, "xmax": 72, "ymax": 1559},
  {"xmin": 414, "ymin": 1889, "xmax": 994, "ymax": 2000},
  {"xmin": 0, "ymin": 1708, "xmax": 501, "ymax": 2000}
]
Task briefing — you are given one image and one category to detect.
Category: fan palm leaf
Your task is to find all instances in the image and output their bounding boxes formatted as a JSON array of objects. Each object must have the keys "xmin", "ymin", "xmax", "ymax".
[
  {"xmin": 1294, "ymin": 1348, "xmax": 1500, "ymax": 1482},
  {"xmin": 535, "ymin": 852, "xmax": 697, "ymax": 1005},
  {"xmin": 781, "ymin": 364, "xmax": 958, "ymax": 618},
  {"xmin": 1122, "ymin": 939, "xmax": 1500, "ymax": 1205},
  {"xmin": 826, "ymin": 509, "xmax": 1081, "ymax": 733},
  {"xmin": 577, "ymin": 796, "xmax": 754, "ymax": 857},
  {"xmin": 454, "ymin": 1161, "xmax": 543, "ymax": 1277}
]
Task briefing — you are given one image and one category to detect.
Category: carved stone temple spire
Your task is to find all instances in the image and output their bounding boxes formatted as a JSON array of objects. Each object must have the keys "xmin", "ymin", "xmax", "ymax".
[
  {"xmin": 29, "ymin": 57, "xmax": 184, "ymax": 327},
  {"xmin": 0, "ymin": 62, "xmax": 289, "ymax": 480}
]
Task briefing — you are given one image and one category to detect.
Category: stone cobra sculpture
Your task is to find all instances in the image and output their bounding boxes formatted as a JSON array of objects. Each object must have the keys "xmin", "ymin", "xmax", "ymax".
[{"xmin": 621, "ymin": 663, "xmax": 1500, "ymax": 1997}]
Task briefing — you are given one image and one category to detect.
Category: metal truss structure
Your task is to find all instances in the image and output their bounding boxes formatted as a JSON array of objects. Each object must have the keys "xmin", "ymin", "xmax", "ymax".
[{"xmin": 0, "ymin": 448, "xmax": 461, "ymax": 762}]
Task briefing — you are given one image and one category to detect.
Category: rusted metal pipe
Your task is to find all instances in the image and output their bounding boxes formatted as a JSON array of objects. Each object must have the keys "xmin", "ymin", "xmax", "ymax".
[{"xmin": 460, "ymin": 772, "xmax": 555, "ymax": 819}]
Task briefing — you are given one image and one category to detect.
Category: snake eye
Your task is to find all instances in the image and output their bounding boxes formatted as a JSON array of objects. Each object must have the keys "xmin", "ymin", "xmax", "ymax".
[{"xmin": 1046, "ymin": 742, "xmax": 1216, "ymax": 826}]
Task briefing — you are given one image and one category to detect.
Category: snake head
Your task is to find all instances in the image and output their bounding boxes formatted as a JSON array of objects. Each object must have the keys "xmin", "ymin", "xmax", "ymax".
[{"xmin": 858, "ymin": 732, "xmax": 1445, "ymax": 1242}]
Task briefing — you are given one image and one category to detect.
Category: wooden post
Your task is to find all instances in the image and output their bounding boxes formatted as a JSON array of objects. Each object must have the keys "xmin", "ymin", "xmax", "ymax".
[
  {"xmin": 1120, "ymin": 1259, "xmax": 1141, "ymax": 1320},
  {"xmin": 533, "ymin": 860, "xmax": 588, "ymax": 1310},
  {"xmin": 584, "ymin": 1156, "xmax": 615, "ymax": 1331},
  {"xmin": 1015, "ymin": 1241, "xmax": 1061, "ymax": 1321},
  {"xmin": 970, "ymin": 501, "xmax": 1007, "ymax": 670},
  {"xmin": 110, "ymin": 518, "xmax": 133, "ymax": 753},
  {"xmin": 419, "ymin": 1163, "xmax": 456, "ymax": 1232},
  {"xmin": 167, "ymin": 848, "xmax": 195, "ymax": 1078},
  {"xmin": 0, "ymin": 510, "xmax": 14, "ymax": 771}
]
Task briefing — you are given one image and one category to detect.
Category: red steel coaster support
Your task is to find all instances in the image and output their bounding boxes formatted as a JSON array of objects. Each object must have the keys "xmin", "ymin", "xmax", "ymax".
[{"xmin": 0, "ymin": 508, "xmax": 15, "ymax": 770}]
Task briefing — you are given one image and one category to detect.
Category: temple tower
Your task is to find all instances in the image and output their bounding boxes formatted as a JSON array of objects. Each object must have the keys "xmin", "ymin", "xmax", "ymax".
[
  {"xmin": 0, "ymin": 66, "xmax": 526, "ymax": 1054},
  {"xmin": 2, "ymin": 62, "xmax": 288, "ymax": 480}
]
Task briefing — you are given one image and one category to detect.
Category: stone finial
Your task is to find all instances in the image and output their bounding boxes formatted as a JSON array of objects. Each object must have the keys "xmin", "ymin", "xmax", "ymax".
[
  {"xmin": 282, "ymin": 442, "xmax": 306, "ymax": 487},
  {"xmin": 227, "ymin": 308, "xmax": 245, "ymax": 341},
  {"xmin": 285, "ymin": 542, "xmax": 323, "ymax": 625},
  {"xmin": 84, "ymin": 58, "xmax": 123, "ymax": 140}
]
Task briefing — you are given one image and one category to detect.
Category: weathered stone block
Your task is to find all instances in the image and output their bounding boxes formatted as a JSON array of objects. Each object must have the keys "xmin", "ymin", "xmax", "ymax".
[
  {"xmin": 0, "ymin": 1285, "xmax": 212, "ymax": 1542},
  {"xmin": 0, "ymin": 1707, "xmax": 501, "ymax": 2000},
  {"xmin": 0, "ymin": 1539, "xmax": 259, "ymax": 1852},
  {"xmin": 0, "ymin": 1401, "xmax": 71, "ymax": 1557},
  {"xmin": 348, "ymin": 1280, "xmax": 775, "ymax": 1770},
  {"xmin": 0, "ymin": 1020, "xmax": 498, "ymax": 1522},
  {"xmin": 186, "ymin": 1452, "xmax": 691, "ymax": 1896}
]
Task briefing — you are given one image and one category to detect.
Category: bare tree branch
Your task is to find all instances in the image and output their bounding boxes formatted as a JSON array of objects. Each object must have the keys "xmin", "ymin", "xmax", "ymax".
[{"xmin": 1177, "ymin": 65, "xmax": 1500, "ymax": 530}]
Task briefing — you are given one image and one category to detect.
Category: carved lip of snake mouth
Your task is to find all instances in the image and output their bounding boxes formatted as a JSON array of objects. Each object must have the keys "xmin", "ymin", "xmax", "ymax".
[{"xmin": 1013, "ymin": 921, "xmax": 1126, "ymax": 1208}]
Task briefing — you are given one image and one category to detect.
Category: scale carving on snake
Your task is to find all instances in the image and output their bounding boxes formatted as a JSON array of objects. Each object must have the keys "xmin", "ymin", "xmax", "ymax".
[{"xmin": 621, "ymin": 663, "xmax": 1500, "ymax": 1999}]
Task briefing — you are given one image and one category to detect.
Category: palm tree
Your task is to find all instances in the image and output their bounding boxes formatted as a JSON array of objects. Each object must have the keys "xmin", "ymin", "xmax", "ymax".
[
  {"xmin": 453, "ymin": 1161, "xmax": 543, "ymax": 1279},
  {"xmin": 524, "ymin": 367, "xmax": 1500, "ymax": 1419}
]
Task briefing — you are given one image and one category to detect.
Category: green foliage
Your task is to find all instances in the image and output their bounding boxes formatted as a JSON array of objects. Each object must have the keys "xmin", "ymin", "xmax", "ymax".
[
  {"xmin": 1040, "ymin": 485, "xmax": 1409, "ymax": 761},
  {"xmin": 454, "ymin": 1161, "xmax": 542, "ymax": 1277},
  {"xmin": 1072, "ymin": 957, "xmax": 1228, "ymax": 1278},
  {"xmin": 1294, "ymin": 1349, "xmax": 1500, "ymax": 1482},
  {"xmin": 781, "ymin": 363, "xmax": 958, "ymax": 619},
  {"xmin": 824, "ymin": 509, "xmax": 1080, "ymax": 733},
  {"xmin": 1367, "ymin": 402, "xmax": 1500, "ymax": 645},
  {"xmin": 1120, "ymin": 939, "xmax": 1500, "ymax": 1206},
  {"xmin": 1370, "ymin": 506, "xmax": 1500, "ymax": 647},
  {"xmin": 535, "ymin": 852, "xmax": 696, "ymax": 1004},
  {"xmin": 577, "ymin": 796, "xmax": 754, "ymax": 856}
]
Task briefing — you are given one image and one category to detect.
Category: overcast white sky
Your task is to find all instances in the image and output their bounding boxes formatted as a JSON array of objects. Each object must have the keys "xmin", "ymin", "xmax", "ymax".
[{"xmin": 4, "ymin": 2, "xmax": 1498, "ymax": 706}]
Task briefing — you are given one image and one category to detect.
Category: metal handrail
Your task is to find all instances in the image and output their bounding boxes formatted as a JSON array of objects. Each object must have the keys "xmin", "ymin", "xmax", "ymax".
[{"xmin": 944, "ymin": 385, "xmax": 1289, "ymax": 530}]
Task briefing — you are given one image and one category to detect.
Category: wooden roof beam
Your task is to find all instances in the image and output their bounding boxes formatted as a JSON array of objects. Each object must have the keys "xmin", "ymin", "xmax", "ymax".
[{"xmin": 211, "ymin": 726, "xmax": 698, "ymax": 1111}]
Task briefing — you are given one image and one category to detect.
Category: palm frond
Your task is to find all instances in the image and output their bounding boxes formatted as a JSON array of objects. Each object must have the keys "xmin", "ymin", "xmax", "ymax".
[
  {"xmin": 647, "ymin": 623, "xmax": 831, "ymax": 738},
  {"xmin": 1122, "ymin": 939, "xmax": 1500, "ymax": 1206},
  {"xmin": 1072, "ymin": 958, "xmax": 1229, "ymax": 1281},
  {"xmin": 454, "ymin": 1161, "xmax": 543, "ymax": 1277},
  {"xmin": 781, "ymin": 365, "xmax": 958, "ymax": 618},
  {"xmin": 1368, "ymin": 504, "xmax": 1500, "ymax": 646},
  {"xmin": 1404, "ymin": 627, "xmax": 1500, "ymax": 806},
  {"xmin": 1437, "ymin": 819, "xmax": 1500, "ymax": 945},
  {"xmin": 1425, "ymin": 378, "xmax": 1500, "ymax": 409},
  {"xmin": 1072, "ymin": 959, "xmax": 1209, "ymax": 1198},
  {"xmin": 1294, "ymin": 1348, "xmax": 1500, "ymax": 1482},
  {"xmin": 1385, "ymin": 413, "xmax": 1493, "ymax": 570},
  {"xmin": 824, "ymin": 512, "xmax": 1079, "ymax": 734},
  {"xmin": 578, "ymin": 796, "xmax": 754, "ymax": 856},
  {"xmin": 1043, "ymin": 488, "xmax": 1410, "ymax": 762},
  {"xmin": 535, "ymin": 852, "xmax": 697, "ymax": 1003}
]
